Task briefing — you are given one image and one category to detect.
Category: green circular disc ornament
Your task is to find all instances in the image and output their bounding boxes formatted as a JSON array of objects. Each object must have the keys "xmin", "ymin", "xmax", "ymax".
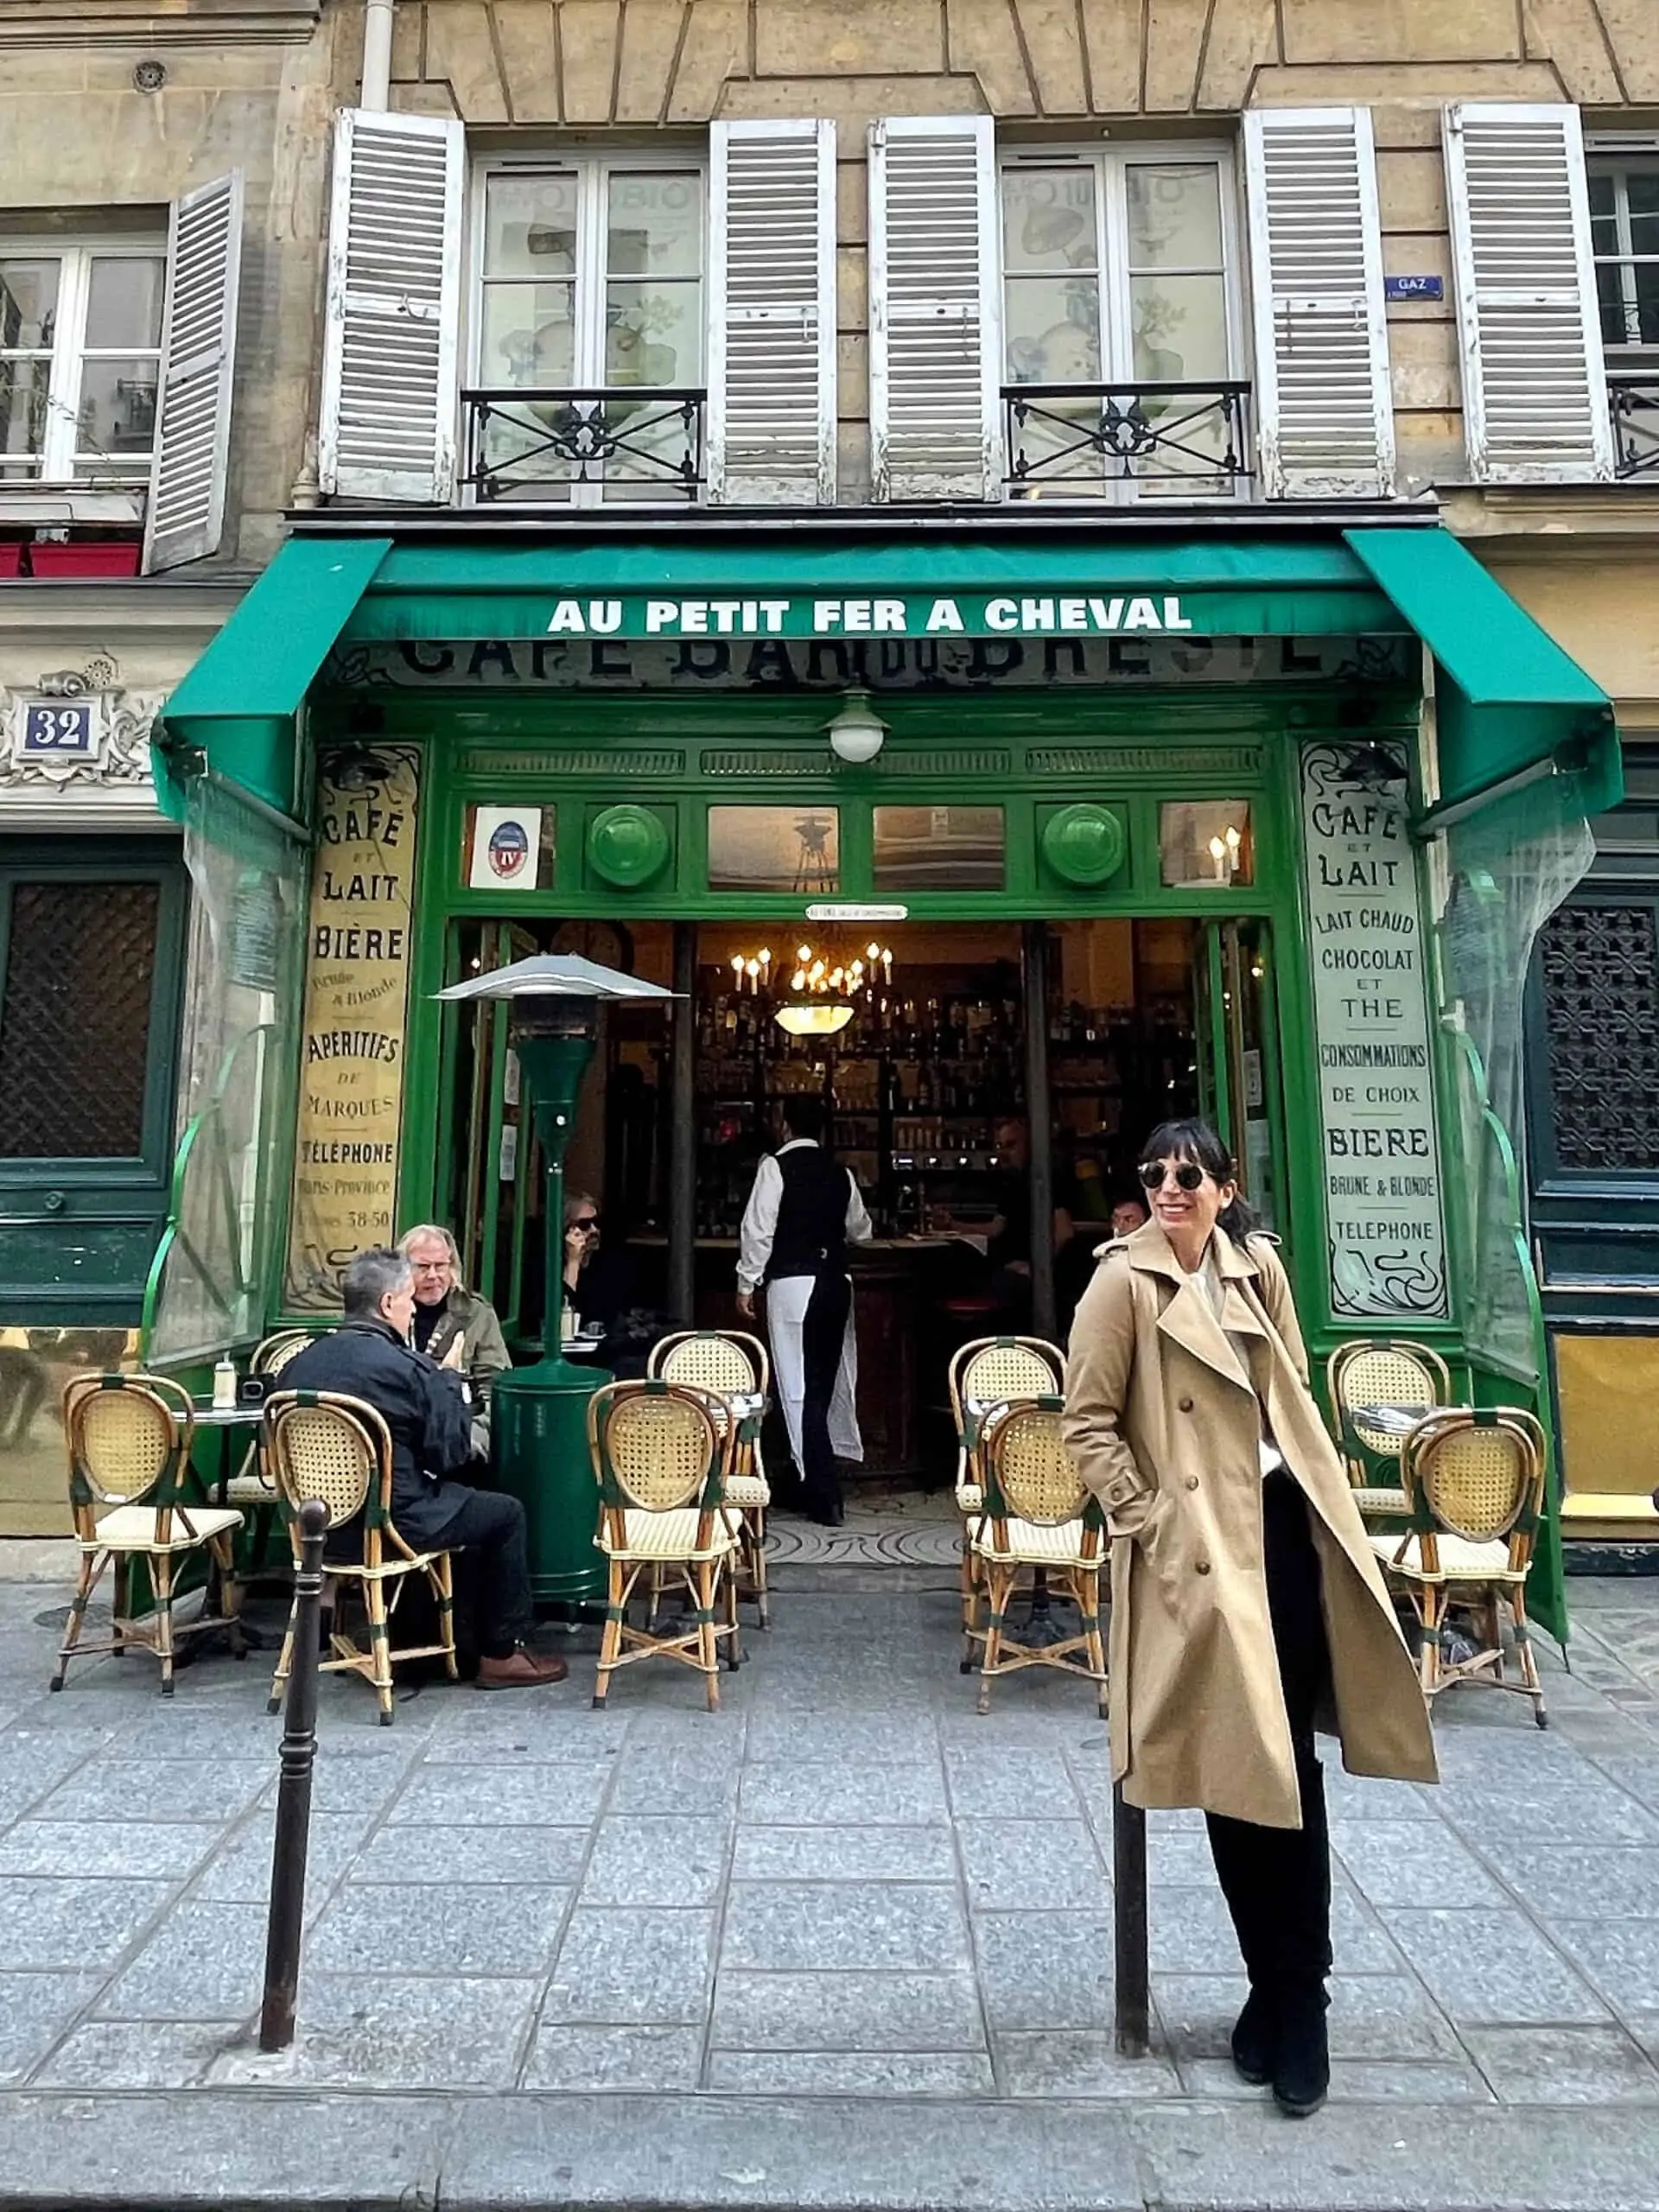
[
  {"xmin": 1043, "ymin": 803, "xmax": 1126, "ymax": 887},
  {"xmin": 588, "ymin": 804, "xmax": 670, "ymax": 889}
]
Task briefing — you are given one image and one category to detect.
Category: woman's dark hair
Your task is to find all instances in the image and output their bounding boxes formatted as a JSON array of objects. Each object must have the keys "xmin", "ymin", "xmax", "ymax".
[{"xmin": 1138, "ymin": 1117, "xmax": 1260, "ymax": 1243}]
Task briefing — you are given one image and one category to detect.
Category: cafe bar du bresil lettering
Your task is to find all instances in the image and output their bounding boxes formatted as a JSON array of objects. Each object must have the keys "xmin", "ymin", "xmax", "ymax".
[
  {"xmin": 1300, "ymin": 741, "xmax": 1448, "ymax": 1319},
  {"xmin": 283, "ymin": 744, "xmax": 421, "ymax": 1313}
]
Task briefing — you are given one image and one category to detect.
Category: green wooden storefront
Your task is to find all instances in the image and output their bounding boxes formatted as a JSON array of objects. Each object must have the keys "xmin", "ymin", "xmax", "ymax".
[{"xmin": 144, "ymin": 512, "xmax": 1617, "ymax": 1641}]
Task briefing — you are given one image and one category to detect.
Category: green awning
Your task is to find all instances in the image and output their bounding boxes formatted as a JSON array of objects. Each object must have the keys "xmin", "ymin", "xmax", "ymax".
[
  {"xmin": 155, "ymin": 521, "xmax": 1618, "ymax": 825},
  {"xmin": 153, "ymin": 536, "xmax": 391, "ymax": 820},
  {"xmin": 1344, "ymin": 528, "xmax": 1620, "ymax": 820}
]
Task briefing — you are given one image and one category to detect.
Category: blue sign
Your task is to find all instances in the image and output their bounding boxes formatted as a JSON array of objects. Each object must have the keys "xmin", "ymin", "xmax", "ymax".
[
  {"xmin": 1384, "ymin": 275, "xmax": 1444, "ymax": 302},
  {"xmin": 20, "ymin": 701, "xmax": 95, "ymax": 757}
]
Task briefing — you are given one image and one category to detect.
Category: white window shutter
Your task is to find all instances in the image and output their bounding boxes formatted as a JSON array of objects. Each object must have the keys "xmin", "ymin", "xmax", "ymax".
[
  {"xmin": 1242, "ymin": 108, "xmax": 1395, "ymax": 500},
  {"xmin": 318, "ymin": 107, "xmax": 465, "ymax": 503},
  {"xmin": 143, "ymin": 171, "xmax": 244, "ymax": 572},
  {"xmin": 708, "ymin": 119, "xmax": 836, "ymax": 505},
  {"xmin": 868, "ymin": 115, "xmax": 1001, "ymax": 502},
  {"xmin": 1443, "ymin": 103, "xmax": 1613, "ymax": 484}
]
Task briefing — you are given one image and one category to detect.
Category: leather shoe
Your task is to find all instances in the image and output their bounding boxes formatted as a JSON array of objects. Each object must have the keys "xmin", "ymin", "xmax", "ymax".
[
  {"xmin": 1271, "ymin": 1990, "xmax": 1330, "ymax": 2118},
  {"xmin": 1230, "ymin": 1987, "xmax": 1275, "ymax": 2087},
  {"xmin": 477, "ymin": 1646, "xmax": 568, "ymax": 1690}
]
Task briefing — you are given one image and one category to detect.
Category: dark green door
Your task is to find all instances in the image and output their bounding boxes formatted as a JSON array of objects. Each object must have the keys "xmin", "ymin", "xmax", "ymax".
[
  {"xmin": 1195, "ymin": 917, "xmax": 1287, "ymax": 1236},
  {"xmin": 0, "ymin": 838, "xmax": 188, "ymax": 1325}
]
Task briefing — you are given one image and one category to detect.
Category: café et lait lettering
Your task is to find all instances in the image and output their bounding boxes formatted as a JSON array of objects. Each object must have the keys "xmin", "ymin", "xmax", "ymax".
[{"xmin": 543, "ymin": 594, "xmax": 1195, "ymax": 638}]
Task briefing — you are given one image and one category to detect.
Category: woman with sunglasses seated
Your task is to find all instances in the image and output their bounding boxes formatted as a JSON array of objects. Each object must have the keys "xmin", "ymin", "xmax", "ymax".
[
  {"xmin": 1062, "ymin": 1118, "xmax": 1436, "ymax": 2120},
  {"xmin": 562, "ymin": 1192, "xmax": 657, "ymax": 1376}
]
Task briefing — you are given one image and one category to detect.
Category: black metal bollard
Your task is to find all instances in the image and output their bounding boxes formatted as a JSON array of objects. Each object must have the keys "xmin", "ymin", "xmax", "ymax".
[
  {"xmin": 259, "ymin": 1497, "xmax": 329, "ymax": 2053},
  {"xmin": 1112, "ymin": 1784, "xmax": 1150, "ymax": 2056}
]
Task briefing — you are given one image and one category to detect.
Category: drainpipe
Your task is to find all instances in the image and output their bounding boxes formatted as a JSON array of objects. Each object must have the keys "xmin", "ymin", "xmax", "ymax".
[{"xmin": 361, "ymin": 0, "xmax": 396, "ymax": 110}]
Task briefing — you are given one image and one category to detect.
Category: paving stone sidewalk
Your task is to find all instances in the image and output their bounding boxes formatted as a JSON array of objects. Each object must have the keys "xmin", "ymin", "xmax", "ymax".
[{"xmin": 1, "ymin": 1552, "xmax": 1658, "ymax": 2206}]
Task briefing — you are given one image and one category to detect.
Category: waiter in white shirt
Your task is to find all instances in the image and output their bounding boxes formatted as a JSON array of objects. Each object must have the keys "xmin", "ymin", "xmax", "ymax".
[{"xmin": 736, "ymin": 1096, "xmax": 873, "ymax": 1527}]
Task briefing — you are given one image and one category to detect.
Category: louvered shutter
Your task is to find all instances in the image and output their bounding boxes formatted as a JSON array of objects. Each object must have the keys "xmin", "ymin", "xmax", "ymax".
[
  {"xmin": 1242, "ymin": 108, "xmax": 1394, "ymax": 500},
  {"xmin": 318, "ymin": 108, "xmax": 465, "ymax": 503},
  {"xmin": 1444, "ymin": 103, "xmax": 1613, "ymax": 484},
  {"xmin": 868, "ymin": 115, "xmax": 1000, "ymax": 502},
  {"xmin": 708, "ymin": 120, "xmax": 836, "ymax": 505},
  {"xmin": 143, "ymin": 172, "xmax": 244, "ymax": 572}
]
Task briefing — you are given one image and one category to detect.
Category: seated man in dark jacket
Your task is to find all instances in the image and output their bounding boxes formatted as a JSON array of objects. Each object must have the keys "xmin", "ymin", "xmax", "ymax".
[{"xmin": 283, "ymin": 1247, "xmax": 564, "ymax": 1692}]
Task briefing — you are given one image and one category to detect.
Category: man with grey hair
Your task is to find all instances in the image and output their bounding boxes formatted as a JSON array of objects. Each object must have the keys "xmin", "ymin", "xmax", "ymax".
[{"xmin": 283, "ymin": 1247, "xmax": 565, "ymax": 1691}]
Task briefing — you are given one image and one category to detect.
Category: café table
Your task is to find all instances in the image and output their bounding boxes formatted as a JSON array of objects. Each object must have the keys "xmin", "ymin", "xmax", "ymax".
[{"xmin": 188, "ymin": 1399, "xmax": 269, "ymax": 1641}]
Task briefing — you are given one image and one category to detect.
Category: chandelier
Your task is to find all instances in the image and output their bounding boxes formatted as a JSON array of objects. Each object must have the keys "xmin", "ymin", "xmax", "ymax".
[{"xmin": 730, "ymin": 938, "xmax": 896, "ymax": 1038}]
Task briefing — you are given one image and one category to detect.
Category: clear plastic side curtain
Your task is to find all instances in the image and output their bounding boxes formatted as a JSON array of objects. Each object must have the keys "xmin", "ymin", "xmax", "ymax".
[
  {"xmin": 143, "ymin": 773, "xmax": 306, "ymax": 1363},
  {"xmin": 1433, "ymin": 769, "xmax": 1596, "ymax": 1649}
]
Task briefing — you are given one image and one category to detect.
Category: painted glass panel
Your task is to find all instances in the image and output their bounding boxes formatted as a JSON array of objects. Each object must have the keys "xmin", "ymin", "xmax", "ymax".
[
  {"xmin": 708, "ymin": 806, "xmax": 840, "ymax": 893},
  {"xmin": 1159, "ymin": 800, "xmax": 1254, "ymax": 888},
  {"xmin": 872, "ymin": 805, "xmax": 1004, "ymax": 891}
]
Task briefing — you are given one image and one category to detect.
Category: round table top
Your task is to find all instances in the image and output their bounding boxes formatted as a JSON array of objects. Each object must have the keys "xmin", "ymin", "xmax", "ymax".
[{"xmin": 189, "ymin": 1402, "xmax": 264, "ymax": 1427}]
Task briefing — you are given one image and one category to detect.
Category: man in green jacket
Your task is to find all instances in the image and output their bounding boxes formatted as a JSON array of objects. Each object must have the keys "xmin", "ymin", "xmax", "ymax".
[{"xmin": 397, "ymin": 1224, "xmax": 510, "ymax": 1453}]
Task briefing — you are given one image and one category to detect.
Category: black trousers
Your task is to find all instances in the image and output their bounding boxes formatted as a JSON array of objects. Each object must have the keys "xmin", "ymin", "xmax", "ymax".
[
  {"xmin": 1205, "ymin": 1468, "xmax": 1334, "ymax": 2000},
  {"xmin": 800, "ymin": 1268, "xmax": 852, "ymax": 1521},
  {"xmin": 430, "ymin": 1487, "xmax": 533, "ymax": 1660}
]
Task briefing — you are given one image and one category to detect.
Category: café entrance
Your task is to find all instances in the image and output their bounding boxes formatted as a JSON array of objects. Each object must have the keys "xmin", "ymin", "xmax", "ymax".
[{"xmin": 428, "ymin": 909, "xmax": 1283, "ymax": 1484}]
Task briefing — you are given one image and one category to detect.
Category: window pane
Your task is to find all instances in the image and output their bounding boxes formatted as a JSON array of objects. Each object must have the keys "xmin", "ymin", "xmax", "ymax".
[
  {"xmin": 606, "ymin": 172, "xmax": 702, "ymax": 278},
  {"xmin": 484, "ymin": 174, "xmax": 579, "ymax": 277},
  {"xmin": 1159, "ymin": 801, "xmax": 1254, "ymax": 888},
  {"xmin": 1132, "ymin": 272, "xmax": 1228, "ymax": 382},
  {"xmin": 0, "ymin": 258, "xmax": 60, "ymax": 349},
  {"xmin": 72, "ymin": 357, "xmax": 158, "ymax": 468},
  {"xmin": 85, "ymin": 257, "xmax": 164, "ymax": 350},
  {"xmin": 606, "ymin": 278, "xmax": 701, "ymax": 385},
  {"xmin": 1599, "ymin": 260, "xmax": 1632, "ymax": 348},
  {"xmin": 480, "ymin": 283, "xmax": 575, "ymax": 385},
  {"xmin": 1628, "ymin": 167, "xmax": 1659, "ymax": 255},
  {"xmin": 1588, "ymin": 168, "xmax": 1617, "ymax": 226},
  {"xmin": 1005, "ymin": 276, "xmax": 1100, "ymax": 383},
  {"xmin": 1639, "ymin": 264, "xmax": 1659, "ymax": 347},
  {"xmin": 0, "ymin": 879, "xmax": 160, "ymax": 1159},
  {"xmin": 0, "ymin": 358, "xmax": 49, "ymax": 473},
  {"xmin": 708, "ymin": 807, "xmax": 839, "ymax": 893},
  {"xmin": 1127, "ymin": 164, "xmax": 1223, "ymax": 270},
  {"xmin": 873, "ymin": 806, "xmax": 1004, "ymax": 891},
  {"xmin": 1001, "ymin": 168, "xmax": 1097, "ymax": 273}
]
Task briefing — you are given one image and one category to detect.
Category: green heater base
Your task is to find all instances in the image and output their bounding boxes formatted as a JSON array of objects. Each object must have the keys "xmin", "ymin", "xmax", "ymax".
[{"xmin": 490, "ymin": 1356, "xmax": 611, "ymax": 1611}]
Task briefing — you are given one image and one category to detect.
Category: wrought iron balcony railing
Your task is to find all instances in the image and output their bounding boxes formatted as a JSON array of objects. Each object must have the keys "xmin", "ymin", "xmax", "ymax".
[
  {"xmin": 461, "ymin": 386, "xmax": 706, "ymax": 502},
  {"xmin": 1609, "ymin": 373, "xmax": 1659, "ymax": 480},
  {"xmin": 1004, "ymin": 380, "xmax": 1252, "ymax": 497}
]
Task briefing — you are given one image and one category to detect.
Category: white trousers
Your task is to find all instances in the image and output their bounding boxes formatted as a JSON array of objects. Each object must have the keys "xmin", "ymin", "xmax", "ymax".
[{"xmin": 766, "ymin": 1272, "xmax": 863, "ymax": 1475}]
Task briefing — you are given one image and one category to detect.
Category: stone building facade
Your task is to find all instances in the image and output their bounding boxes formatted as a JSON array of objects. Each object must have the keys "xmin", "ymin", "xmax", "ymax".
[{"xmin": 3, "ymin": 0, "xmax": 1658, "ymax": 1537}]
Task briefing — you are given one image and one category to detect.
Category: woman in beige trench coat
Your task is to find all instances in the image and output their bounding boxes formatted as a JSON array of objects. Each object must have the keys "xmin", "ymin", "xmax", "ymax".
[{"xmin": 1063, "ymin": 1118, "xmax": 1436, "ymax": 2118}]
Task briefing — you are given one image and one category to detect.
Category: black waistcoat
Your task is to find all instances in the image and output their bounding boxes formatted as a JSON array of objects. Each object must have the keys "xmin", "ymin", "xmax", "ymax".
[{"xmin": 766, "ymin": 1144, "xmax": 849, "ymax": 1281}]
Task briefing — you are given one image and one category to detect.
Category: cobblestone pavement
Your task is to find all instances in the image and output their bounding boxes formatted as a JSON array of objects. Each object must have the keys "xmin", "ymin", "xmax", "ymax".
[{"xmin": 0, "ymin": 1551, "xmax": 1656, "ymax": 2114}]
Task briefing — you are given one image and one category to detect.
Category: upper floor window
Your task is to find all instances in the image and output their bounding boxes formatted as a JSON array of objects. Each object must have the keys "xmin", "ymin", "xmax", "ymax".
[
  {"xmin": 998, "ymin": 149, "xmax": 1245, "ymax": 499},
  {"xmin": 467, "ymin": 160, "xmax": 705, "ymax": 503},
  {"xmin": 0, "ymin": 244, "xmax": 165, "ymax": 484},
  {"xmin": 1590, "ymin": 156, "xmax": 1659, "ymax": 355}
]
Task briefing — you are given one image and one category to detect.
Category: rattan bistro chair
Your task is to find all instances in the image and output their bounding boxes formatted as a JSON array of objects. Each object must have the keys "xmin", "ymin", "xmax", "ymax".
[
  {"xmin": 1327, "ymin": 1338, "xmax": 1454, "ymax": 1517},
  {"xmin": 220, "ymin": 1330, "xmax": 331, "ymax": 1582},
  {"xmin": 262, "ymin": 1389, "xmax": 458, "ymax": 1726},
  {"xmin": 588, "ymin": 1378, "xmax": 742, "ymax": 1712},
  {"xmin": 963, "ymin": 1395, "xmax": 1107, "ymax": 1719},
  {"xmin": 1371, "ymin": 1406, "xmax": 1550, "ymax": 1728},
  {"xmin": 947, "ymin": 1338, "xmax": 1065, "ymax": 1630},
  {"xmin": 649, "ymin": 1329, "xmax": 772, "ymax": 1627},
  {"xmin": 51, "ymin": 1373, "xmax": 245, "ymax": 1695}
]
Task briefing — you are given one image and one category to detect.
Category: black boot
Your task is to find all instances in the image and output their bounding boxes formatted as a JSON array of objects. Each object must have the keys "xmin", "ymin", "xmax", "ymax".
[
  {"xmin": 1271, "ymin": 1985, "xmax": 1330, "ymax": 2118},
  {"xmin": 1230, "ymin": 1986, "xmax": 1276, "ymax": 2086}
]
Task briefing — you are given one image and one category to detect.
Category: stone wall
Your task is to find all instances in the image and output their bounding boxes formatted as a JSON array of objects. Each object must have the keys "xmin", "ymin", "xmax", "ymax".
[
  {"xmin": 0, "ymin": 2, "xmax": 337, "ymax": 562},
  {"xmin": 368, "ymin": 0, "xmax": 1659, "ymax": 496}
]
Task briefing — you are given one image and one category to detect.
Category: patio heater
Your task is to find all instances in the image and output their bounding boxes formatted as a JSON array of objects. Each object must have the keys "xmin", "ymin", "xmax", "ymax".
[{"xmin": 435, "ymin": 955, "xmax": 679, "ymax": 1608}]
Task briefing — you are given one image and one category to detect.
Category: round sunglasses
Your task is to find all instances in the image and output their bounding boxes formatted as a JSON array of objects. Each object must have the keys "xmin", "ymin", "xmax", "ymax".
[{"xmin": 1137, "ymin": 1160, "xmax": 1206, "ymax": 1192}]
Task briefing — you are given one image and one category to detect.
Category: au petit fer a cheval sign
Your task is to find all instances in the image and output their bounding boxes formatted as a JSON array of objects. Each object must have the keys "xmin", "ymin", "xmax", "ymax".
[{"xmin": 537, "ymin": 594, "xmax": 1201, "ymax": 639}]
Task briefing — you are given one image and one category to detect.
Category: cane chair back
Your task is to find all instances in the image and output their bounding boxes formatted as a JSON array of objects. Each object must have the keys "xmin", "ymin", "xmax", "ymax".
[
  {"xmin": 648, "ymin": 1330, "xmax": 772, "ymax": 1628},
  {"xmin": 964, "ymin": 1395, "xmax": 1106, "ymax": 1717},
  {"xmin": 260, "ymin": 1389, "xmax": 457, "ymax": 1726},
  {"xmin": 652, "ymin": 1329, "xmax": 769, "ymax": 1400},
  {"xmin": 253, "ymin": 1329, "xmax": 317, "ymax": 1378},
  {"xmin": 1371, "ymin": 1406, "xmax": 1550, "ymax": 1727},
  {"xmin": 263, "ymin": 1392, "xmax": 387, "ymax": 1538},
  {"xmin": 63, "ymin": 1372, "xmax": 194, "ymax": 1524},
  {"xmin": 52, "ymin": 1373, "xmax": 244, "ymax": 1697},
  {"xmin": 1405, "ymin": 1407, "xmax": 1546, "ymax": 1554},
  {"xmin": 1329, "ymin": 1339, "xmax": 1452, "ymax": 1464},
  {"xmin": 588, "ymin": 1379, "xmax": 742, "ymax": 1711}
]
